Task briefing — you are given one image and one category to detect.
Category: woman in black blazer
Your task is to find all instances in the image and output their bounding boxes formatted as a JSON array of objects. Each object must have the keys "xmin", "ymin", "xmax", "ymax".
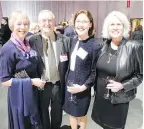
[{"xmin": 91, "ymin": 11, "xmax": 143, "ymax": 129}]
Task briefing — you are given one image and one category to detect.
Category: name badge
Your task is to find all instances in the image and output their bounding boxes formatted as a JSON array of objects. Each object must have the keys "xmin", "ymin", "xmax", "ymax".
[
  {"xmin": 77, "ymin": 48, "xmax": 88, "ymax": 60},
  {"xmin": 60, "ymin": 54, "xmax": 68, "ymax": 62}
]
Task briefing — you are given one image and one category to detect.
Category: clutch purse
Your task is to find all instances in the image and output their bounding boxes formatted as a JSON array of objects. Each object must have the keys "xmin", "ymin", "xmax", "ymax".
[{"xmin": 14, "ymin": 70, "xmax": 29, "ymax": 78}]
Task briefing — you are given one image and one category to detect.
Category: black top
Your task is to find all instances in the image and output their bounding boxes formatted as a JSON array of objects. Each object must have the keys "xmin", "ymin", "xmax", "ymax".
[{"xmin": 97, "ymin": 44, "xmax": 117, "ymax": 77}]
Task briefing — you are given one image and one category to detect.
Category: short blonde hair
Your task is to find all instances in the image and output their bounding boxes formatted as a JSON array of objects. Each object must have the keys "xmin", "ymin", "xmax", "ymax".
[
  {"xmin": 38, "ymin": 10, "xmax": 55, "ymax": 21},
  {"xmin": 9, "ymin": 11, "xmax": 30, "ymax": 31},
  {"xmin": 102, "ymin": 11, "xmax": 130, "ymax": 39}
]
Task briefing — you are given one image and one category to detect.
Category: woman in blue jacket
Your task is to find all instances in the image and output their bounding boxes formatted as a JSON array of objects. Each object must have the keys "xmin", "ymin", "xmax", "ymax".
[
  {"xmin": 0, "ymin": 11, "xmax": 45, "ymax": 129},
  {"xmin": 63, "ymin": 10, "xmax": 101, "ymax": 129}
]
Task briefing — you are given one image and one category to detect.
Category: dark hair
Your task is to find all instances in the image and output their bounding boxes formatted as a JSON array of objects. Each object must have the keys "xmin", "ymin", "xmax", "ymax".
[
  {"xmin": 2, "ymin": 17, "xmax": 8, "ymax": 22},
  {"xmin": 73, "ymin": 10, "xmax": 95, "ymax": 36}
]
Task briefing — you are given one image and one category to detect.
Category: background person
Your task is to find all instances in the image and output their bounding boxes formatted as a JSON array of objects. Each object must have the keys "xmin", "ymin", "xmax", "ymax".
[
  {"xmin": 1, "ymin": 17, "xmax": 11, "ymax": 46},
  {"xmin": 131, "ymin": 24, "xmax": 143, "ymax": 44}
]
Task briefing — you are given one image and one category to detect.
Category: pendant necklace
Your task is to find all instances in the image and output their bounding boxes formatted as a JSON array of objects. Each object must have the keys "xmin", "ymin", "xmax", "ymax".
[
  {"xmin": 107, "ymin": 52, "xmax": 117, "ymax": 63},
  {"xmin": 107, "ymin": 42, "xmax": 118, "ymax": 63}
]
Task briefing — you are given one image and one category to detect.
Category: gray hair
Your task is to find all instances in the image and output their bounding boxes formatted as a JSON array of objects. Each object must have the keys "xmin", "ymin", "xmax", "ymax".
[
  {"xmin": 9, "ymin": 11, "xmax": 30, "ymax": 31},
  {"xmin": 38, "ymin": 10, "xmax": 55, "ymax": 21},
  {"xmin": 102, "ymin": 11, "xmax": 130, "ymax": 39}
]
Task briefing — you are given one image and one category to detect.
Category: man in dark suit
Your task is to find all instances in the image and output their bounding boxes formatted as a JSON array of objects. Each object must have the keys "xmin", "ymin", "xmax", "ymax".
[{"xmin": 29, "ymin": 10, "xmax": 70, "ymax": 129}]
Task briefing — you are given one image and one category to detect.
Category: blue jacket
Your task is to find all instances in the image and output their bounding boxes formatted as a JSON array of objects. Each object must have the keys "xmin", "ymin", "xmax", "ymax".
[{"xmin": 66, "ymin": 36, "xmax": 101, "ymax": 88}]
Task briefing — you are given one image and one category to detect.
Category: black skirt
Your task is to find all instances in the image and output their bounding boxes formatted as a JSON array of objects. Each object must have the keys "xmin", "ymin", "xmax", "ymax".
[{"xmin": 91, "ymin": 79, "xmax": 129, "ymax": 129}]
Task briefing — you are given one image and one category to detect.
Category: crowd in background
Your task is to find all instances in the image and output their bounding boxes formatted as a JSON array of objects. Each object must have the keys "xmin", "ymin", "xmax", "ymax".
[{"xmin": 0, "ymin": 14, "xmax": 143, "ymax": 47}]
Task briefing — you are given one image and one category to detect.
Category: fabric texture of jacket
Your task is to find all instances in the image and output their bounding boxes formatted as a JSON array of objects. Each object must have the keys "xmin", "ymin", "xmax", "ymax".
[
  {"xmin": 98, "ymin": 38, "xmax": 143, "ymax": 104},
  {"xmin": 65, "ymin": 36, "xmax": 101, "ymax": 88}
]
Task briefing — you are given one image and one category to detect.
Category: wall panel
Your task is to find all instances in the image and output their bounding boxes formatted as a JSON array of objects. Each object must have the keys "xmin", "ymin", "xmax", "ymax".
[{"xmin": 1, "ymin": 1, "xmax": 143, "ymax": 38}]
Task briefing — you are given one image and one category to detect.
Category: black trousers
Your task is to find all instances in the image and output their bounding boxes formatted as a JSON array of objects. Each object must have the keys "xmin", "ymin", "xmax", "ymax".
[{"xmin": 39, "ymin": 81, "xmax": 62, "ymax": 129}]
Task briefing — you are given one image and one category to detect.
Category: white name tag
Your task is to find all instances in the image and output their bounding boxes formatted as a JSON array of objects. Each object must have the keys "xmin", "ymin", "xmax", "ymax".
[
  {"xmin": 77, "ymin": 48, "xmax": 88, "ymax": 60},
  {"xmin": 60, "ymin": 54, "xmax": 68, "ymax": 62}
]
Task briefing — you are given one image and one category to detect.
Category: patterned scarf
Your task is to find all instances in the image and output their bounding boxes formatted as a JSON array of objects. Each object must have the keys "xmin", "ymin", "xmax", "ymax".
[{"xmin": 10, "ymin": 32, "xmax": 30, "ymax": 58}]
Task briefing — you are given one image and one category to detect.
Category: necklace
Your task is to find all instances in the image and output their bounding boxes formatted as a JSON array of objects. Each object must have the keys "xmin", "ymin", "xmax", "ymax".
[
  {"xmin": 107, "ymin": 42, "xmax": 118, "ymax": 63},
  {"xmin": 111, "ymin": 41, "xmax": 118, "ymax": 50},
  {"xmin": 107, "ymin": 51, "xmax": 117, "ymax": 63}
]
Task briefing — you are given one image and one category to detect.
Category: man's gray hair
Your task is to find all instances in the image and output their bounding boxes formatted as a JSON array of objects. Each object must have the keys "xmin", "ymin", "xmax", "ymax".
[
  {"xmin": 38, "ymin": 10, "xmax": 55, "ymax": 21},
  {"xmin": 102, "ymin": 11, "xmax": 130, "ymax": 39}
]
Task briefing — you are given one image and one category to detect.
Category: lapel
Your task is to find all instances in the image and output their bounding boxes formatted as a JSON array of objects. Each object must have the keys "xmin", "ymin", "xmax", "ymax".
[
  {"xmin": 33, "ymin": 33, "xmax": 43, "ymax": 58},
  {"xmin": 32, "ymin": 33, "xmax": 66, "ymax": 66},
  {"xmin": 55, "ymin": 34, "xmax": 63, "ymax": 65},
  {"xmin": 55, "ymin": 33, "xmax": 62, "ymax": 48}
]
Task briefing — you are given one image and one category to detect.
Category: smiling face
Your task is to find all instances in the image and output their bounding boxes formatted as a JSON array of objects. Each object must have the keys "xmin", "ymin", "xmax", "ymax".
[
  {"xmin": 13, "ymin": 16, "xmax": 29, "ymax": 41},
  {"xmin": 38, "ymin": 11, "xmax": 55, "ymax": 34},
  {"xmin": 75, "ymin": 13, "xmax": 92, "ymax": 38},
  {"xmin": 108, "ymin": 16, "xmax": 124, "ymax": 38}
]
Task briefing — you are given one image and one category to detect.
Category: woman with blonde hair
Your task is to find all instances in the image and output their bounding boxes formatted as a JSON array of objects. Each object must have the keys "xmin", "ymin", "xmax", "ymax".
[
  {"xmin": 91, "ymin": 11, "xmax": 143, "ymax": 129},
  {"xmin": 0, "ymin": 11, "xmax": 45, "ymax": 129}
]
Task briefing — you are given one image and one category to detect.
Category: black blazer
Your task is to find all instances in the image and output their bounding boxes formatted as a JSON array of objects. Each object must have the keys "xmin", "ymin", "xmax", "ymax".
[{"xmin": 98, "ymin": 38, "xmax": 143, "ymax": 104}]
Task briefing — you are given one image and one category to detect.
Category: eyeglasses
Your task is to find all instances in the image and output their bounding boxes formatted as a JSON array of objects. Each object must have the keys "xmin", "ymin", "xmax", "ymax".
[
  {"xmin": 40, "ymin": 19, "xmax": 54, "ymax": 24},
  {"xmin": 75, "ymin": 20, "xmax": 90, "ymax": 24}
]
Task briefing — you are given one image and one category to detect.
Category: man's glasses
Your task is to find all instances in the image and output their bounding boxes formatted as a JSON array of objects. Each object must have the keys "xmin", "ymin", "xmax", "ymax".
[{"xmin": 40, "ymin": 19, "xmax": 54, "ymax": 24}]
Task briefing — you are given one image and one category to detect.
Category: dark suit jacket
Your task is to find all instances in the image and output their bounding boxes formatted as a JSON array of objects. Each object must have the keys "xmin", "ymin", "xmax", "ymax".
[{"xmin": 29, "ymin": 33, "xmax": 71, "ymax": 103}]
